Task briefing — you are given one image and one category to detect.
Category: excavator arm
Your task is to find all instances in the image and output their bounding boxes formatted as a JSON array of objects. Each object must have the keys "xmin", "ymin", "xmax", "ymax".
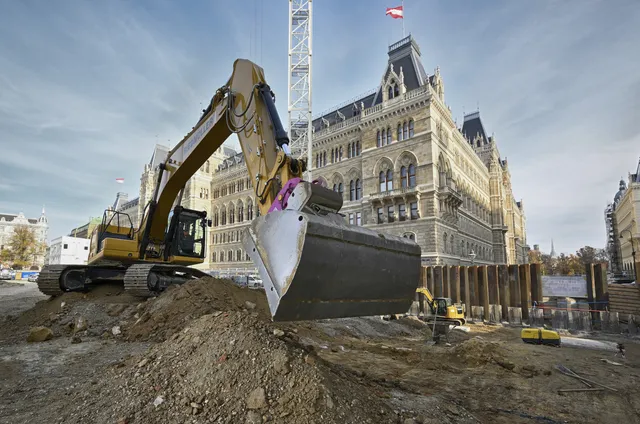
[
  {"xmin": 137, "ymin": 59, "xmax": 303, "ymax": 261},
  {"xmin": 416, "ymin": 287, "xmax": 435, "ymax": 304}
]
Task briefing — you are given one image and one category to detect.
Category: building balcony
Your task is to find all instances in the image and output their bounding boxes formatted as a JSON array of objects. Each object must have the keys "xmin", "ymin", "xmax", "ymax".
[{"xmin": 369, "ymin": 186, "xmax": 418, "ymax": 202}]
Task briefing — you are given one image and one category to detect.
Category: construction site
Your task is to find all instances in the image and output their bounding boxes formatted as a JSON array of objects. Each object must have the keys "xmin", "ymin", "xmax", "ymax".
[
  {"xmin": 1, "ymin": 270, "xmax": 640, "ymax": 424},
  {"xmin": 1, "ymin": 1, "xmax": 640, "ymax": 423}
]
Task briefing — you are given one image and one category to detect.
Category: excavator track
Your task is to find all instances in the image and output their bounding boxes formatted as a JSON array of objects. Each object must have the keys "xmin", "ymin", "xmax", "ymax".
[
  {"xmin": 36, "ymin": 265, "xmax": 67, "ymax": 296},
  {"xmin": 123, "ymin": 263, "xmax": 210, "ymax": 297},
  {"xmin": 123, "ymin": 264, "xmax": 156, "ymax": 297}
]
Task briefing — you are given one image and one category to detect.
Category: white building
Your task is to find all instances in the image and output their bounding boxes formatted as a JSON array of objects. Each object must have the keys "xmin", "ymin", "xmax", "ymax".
[
  {"xmin": 48, "ymin": 236, "xmax": 90, "ymax": 265},
  {"xmin": 0, "ymin": 208, "xmax": 49, "ymax": 268}
]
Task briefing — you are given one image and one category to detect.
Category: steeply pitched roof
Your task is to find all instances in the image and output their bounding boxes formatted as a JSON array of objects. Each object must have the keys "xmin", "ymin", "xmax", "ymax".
[
  {"xmin": 311, "ymin": 35, "xmax": 430, "ymax": 133},
  {"xmin": 461, "ymin": 112, "xmax": 488, "ymax": 145},
  {"xmin": 149, "ymin": 144, "xmax": 170, "ymax": 170}
]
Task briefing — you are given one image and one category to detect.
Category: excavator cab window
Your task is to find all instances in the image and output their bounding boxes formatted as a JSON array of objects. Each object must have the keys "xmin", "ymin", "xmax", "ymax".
[
  {"xmin": 435, "ymin": 298, "xmax": 448, "ymax": 316},
  {"xmin": 167, "ymin": 208, "xmax": 207, "ymax": 259}
]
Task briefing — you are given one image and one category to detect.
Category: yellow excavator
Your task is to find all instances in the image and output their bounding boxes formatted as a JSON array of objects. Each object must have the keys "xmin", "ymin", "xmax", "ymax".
[
  {"xmin": 416, "ymin": 287, "xmax": 466, "ymax": 326},
  {"xmin": 37, "ymin": 59, "xmax": 422, "ymax": 322}
]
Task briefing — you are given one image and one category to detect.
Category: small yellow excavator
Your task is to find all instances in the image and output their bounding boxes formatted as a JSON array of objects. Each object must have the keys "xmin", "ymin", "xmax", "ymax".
[
  {"xmin": 416, "ymin": 287, "xmax": 466, "ymax": 326},
  {"xmin": 37, "ymin": 59, "xmax": 422, "ymax": 322}
]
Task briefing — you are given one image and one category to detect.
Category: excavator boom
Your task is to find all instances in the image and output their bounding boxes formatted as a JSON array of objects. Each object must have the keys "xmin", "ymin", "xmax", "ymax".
[{"xmin": 38, "ymin": 59, "xmax": 423, "ymax": 322}]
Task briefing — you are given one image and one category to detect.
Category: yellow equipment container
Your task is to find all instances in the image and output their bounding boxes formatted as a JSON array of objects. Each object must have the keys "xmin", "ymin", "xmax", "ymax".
[{"xmin": 521, "ymin": 328, "xmax": 561, "ymax": 347}]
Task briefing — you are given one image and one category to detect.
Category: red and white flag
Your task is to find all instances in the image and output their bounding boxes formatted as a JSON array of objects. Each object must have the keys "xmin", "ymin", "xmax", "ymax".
[
  {"xmin": 115, "ymin": 178, "xmax": 124, "ymax": 184},
  {"xmin": 386, "ymin": 6, "xmax": 403, "ymax": 19}
]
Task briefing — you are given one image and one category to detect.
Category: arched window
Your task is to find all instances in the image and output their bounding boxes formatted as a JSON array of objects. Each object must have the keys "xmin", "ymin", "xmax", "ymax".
[
  {"xmin": 443, "ymin": 233, "xmax": 448, "ymax": 253},
  {"xmin": 356, "ymin": 179, "xmax": 362, "ymax": 200},
  {"xmin": 221, "ymin": 251, "xmax": 225, "ymax": 262},
  {"xmin": 237, "ymin": 205, "xmax": 244, "ymax": 222},
  {"xmin": 388, "ymin": 85, "xmax": 393, "ymax": 99},
  {"xmin": 386, "ymin": 169, "xmax": 393, "ymax": 191},
  {"xmin": 409, "ymin": 119, "xmax": 415, "ymax": 137},
  {"xmin": 347, "ymin": 143, "xmax": 351, "ymax": 159},
  {"xmin": 247, "ymin": 203, "xmax": 254, "ymax": 220},
  {"xmin": 377, "ymin": 131, "xmax": 381, "ymax": 147},
  {"xmin": 394, "ymin": 85, "xmax": 399, "ymax": 97},
  {"xmin": 401, "ymin": 166, "xmax": 407, "ymax": 188},
  {"xmin": 331, "ymin": 149, "xmax": 334, "ymax": 163},
  {"xmin": 333, "ymin": 184, "xmax": 337, "ymax": 192},
  {"xmin": 228, "ymin": 250, "xmax": 233, "ymax": 262},
  {"xmin": 408, "ymin": 164, "xmax": 416, "ymax": 187},
  {"xmin": 229, "ymin": 206, "xmax": 235, "ymax": 224},
  {"xmin": 387, "ymin": 127, "xmax": 392, "ymax": 145},
  {"xmin": 338, "ymin": 183, "xmax": 343, "ymax": 197},
  {"xmin": 350, "ymin": 180, "xmax": 355, "ymax": 201},
  {"xmin": 450, "ymin": 235, "xmax": 455, "ymax": 255},
  {"xmin": 397, "ymin": 124, "xmax": 402, "ymax": 141},
  {"xmin": 221, "ymin": 210, "xmax": 226, "ymax": 225},
  {"xmin": 381, "ymin": 129, "xmax": 386, "ymax": 146},
  {"xmin": 236, "ymin": 250, "xmax": 242, "ymax": 261},
  {"xmin": 403, "ymin": 121, "xmax": 408, "ymax": 139},
  {"xmin": 323, "ymin": 152, "xmax": 326, "ymax": 166},
  {"xmin": 356, "ymin": 140, "xmax": 361, "ymax": 156},
  {"xmin": 212, "ymin": 252, "xmax": 216, "ymax": 262},
  {"xmin": 379, "ymin": 171, "xmax": 386, "ymax": 192},
  {"xmin": 339, "ymin": 146, "xmax": 343, "ymax": 161},
  {"xmin": 214, "ymin": 212, "xmax": 219, "ymax": 227},
  {"xmin": 316, "ymin": 154, "xmax": 319, "ymax": 168}
]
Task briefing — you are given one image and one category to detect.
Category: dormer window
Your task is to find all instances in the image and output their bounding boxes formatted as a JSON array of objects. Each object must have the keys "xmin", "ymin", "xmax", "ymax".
[{"xmin": 394, "ymin": 84, "xmax": 399, "ymax": 97}]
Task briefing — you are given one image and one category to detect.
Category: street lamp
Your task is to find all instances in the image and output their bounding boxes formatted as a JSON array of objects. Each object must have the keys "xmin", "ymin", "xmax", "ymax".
[{"xmin": 620, "ymin": 229, "xmax": 637, "ymax": 280}]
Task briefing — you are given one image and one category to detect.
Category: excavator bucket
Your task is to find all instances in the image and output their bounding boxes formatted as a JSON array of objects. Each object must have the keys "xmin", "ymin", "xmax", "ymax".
[{"xmin": 243, "ymin": 181, "xmax": 422, "ymax": 322}]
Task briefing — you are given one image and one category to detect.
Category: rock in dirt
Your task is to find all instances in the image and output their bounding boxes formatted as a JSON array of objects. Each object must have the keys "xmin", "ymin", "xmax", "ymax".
[
  {"xmin": 246, "ymin": 387, "xmax": 267, "ymax": 409},
  {"xmin": 73, "ymin": 316, "xmax": 88, "ymax": 332},
  {"xmin": 27, "ymin": 326, "xmax": 53, "ymax": 342}
]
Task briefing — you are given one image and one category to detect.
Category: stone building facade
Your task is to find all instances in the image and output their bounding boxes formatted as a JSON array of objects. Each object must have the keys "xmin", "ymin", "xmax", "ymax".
[
  {"xmin": 606, "ymin": 158, "xmax": 640, "ymax": 278},
  {"xmin": 0, "ymin": 208, "xmax": 49, "ymax": 268},
  {"xmin": 205, "ymin": 35, "xmax": 527, "ymax": 273}
]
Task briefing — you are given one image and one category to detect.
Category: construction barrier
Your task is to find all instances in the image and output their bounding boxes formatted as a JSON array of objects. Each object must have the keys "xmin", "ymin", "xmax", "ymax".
[{"xmin": 413, "ymin": 263, "xmax": 640, "ymax": 333}]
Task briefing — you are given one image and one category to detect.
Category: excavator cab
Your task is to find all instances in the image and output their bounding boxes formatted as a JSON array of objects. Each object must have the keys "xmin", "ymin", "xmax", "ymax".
[
  {"xmin": 165, "ymin": 206, "xmax": 208, "ymax": 260},
  {"xmin": 434, "ymin": 298, "xmax": 451, "ymax": 316}
]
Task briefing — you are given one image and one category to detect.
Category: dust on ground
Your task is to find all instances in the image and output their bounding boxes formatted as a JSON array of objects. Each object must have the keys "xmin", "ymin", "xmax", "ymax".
[{"xmin": 1, "ymin": 278, "xmax": 640, "ymax": 424}]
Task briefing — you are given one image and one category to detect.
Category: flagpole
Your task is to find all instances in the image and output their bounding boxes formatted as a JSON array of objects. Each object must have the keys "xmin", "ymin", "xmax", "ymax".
[{"xmin": 402, "ymin": 0, "xmax": 405, "ymax": 38}]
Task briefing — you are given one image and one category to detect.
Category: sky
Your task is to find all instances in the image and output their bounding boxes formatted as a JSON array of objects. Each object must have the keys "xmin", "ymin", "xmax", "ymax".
[{"xmin": 0, "ymin": 0, "xmax": 638, "ymax": 255}]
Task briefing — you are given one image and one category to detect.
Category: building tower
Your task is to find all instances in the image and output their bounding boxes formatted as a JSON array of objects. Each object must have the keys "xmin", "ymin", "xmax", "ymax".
[
  {"xmin": 550, "ymin": 239, "xmax": 557, "ymax": 258},
  {"xmin": 287, "ymin": 0, "xmax": 313, "ymax": 178}
]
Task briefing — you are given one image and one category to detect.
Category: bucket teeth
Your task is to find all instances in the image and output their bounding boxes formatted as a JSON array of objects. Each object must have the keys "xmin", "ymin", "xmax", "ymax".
[{"xmin": 243, "ymin": 210, "xmax": 422, "ymax": 322}]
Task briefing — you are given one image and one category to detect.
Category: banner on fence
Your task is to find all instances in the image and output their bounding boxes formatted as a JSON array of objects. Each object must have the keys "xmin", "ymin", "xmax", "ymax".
[{"xmin": 542, "ymin": 275, "xmax": 588, "ymax": 298}]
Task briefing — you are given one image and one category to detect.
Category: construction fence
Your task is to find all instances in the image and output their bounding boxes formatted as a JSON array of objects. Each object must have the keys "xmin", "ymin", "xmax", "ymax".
[{"xmin": 411, "ymin": 262, "xmax": 640, "ymax": 334}]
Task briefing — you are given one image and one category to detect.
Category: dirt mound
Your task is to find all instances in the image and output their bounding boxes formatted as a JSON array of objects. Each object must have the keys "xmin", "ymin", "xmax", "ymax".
[
  {"xmin": 0, "ymin": 283, "xmax": 139, "ymax": 342},
  {"xmin": 452, "ymin": 336, "xmax": 505, "ymax": 366},
  {"xmin": 124, "ymin": 277, "xmax": 270, "ymax": 342},
  {"xmin": 60, "ymin": 281, "xmax": 396, "ymax": 424}
]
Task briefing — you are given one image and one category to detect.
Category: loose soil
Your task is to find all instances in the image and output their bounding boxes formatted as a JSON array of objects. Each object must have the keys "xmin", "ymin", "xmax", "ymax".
[{"xmin": 1, "ymin": 279, "xmax": 640, "ymax": 423}]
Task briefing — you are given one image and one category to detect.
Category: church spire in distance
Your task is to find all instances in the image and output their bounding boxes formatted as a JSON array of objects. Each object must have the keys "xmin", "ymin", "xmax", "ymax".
[{"xmin": 550, "ymin": 239, "xmax": 557, "ymax": 258}]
